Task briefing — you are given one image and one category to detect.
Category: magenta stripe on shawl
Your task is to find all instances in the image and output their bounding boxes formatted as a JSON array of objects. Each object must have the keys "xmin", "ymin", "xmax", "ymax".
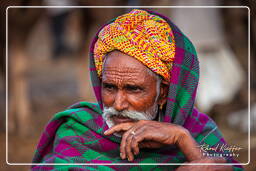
[
  {"xmin": 37, "ymin": 120, "xmax": 62, "ymax": 156},
  {"xmin": 91, "ymin": 131, "xmax": 118, "ymax": 151},
  {"xmin": 174, "ymin": 47, "xmax": 184, "ymax": 65},
  {"xmin": 32, "ymin": 166, "xmax": 53, "ymax": 170},
  {"xmin": 184, "ymin": 109, "xmax": 210, "ymax": 133},
  {"xmin": 90, "ymin": 36, "xmax": 98, "ymax": 53},
  {"xmin": 170, "ymin": 65, "xmax": 181, "ymax": 84},
  {"xmin": 94, "ymin": 115, "xmax": 104, "ymax": 127},
  {"xmin": 198, "ymin": 112, "xmax": 210, "ymax": 124},
  {"xmin": 90, "ymin": 160, "xmax": 119, "ymax": 170},
  {"xmin": 90, "ymin": 67, "xmax": 96, "ymax": 71},
  {"xmin": 192, "ymin": 88, "xmax": 197, "ymax": 101},
  {"xmin": 191, "ymin": 120, "xmax": 205, "ymax": 133},
  {"xmin": 93, "ymin": 86, "xmax": 102, "ymax": 106},
  {"xmin": 167, "ymin": 97, "xmax": 175, "ymax": 103},
  {"xmin": 183, "ymin": 109, "xmax": 198, "ymax": 129},
  {"xmin": 55, "ymin": 140, "xmax": 82, "ymax": 157},
  {"xmin": 40, "ymin": 120, "xmax": 61, "ymax": 145},
  {"xmin": 163, "ymin": 115, "xmax": 171, "ymax": 122},
  {"xmin": 103, "ymin": 124, "xmax": 109, "ymax": 132},
  {"xmin": 94, "ymin": 116, "xmax": 109, "ymax": 133},
  {"xmin": 90, "ymin": 159, "xmax": 113, "ymax": 163}
]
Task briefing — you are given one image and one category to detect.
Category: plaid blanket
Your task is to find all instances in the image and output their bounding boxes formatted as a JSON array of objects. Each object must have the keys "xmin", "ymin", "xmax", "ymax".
[{"xmin": 32, "ymin": 9, "xmax": 243, "ymax": 171}]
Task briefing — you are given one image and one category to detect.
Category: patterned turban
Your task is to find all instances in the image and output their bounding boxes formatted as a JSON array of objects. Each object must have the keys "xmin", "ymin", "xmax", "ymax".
[{"xmin": 93, "ymin": 9, "xmax": 176, "ymax": 82}]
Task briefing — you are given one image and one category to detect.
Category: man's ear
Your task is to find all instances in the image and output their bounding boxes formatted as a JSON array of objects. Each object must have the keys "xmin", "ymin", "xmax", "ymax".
[{"xmin": 158, "ymin": 80, "xmax": 169, "ymax": 106}]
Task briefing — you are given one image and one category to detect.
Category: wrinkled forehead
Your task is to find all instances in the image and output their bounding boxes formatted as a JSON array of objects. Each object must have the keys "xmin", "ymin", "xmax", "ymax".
[
  {"xmin": 102, "ymin": 51, "xmax": 157, "ymax": 84},
  {"xmin": 102, "ymin": 51, "xmax": 149, "ymax": 75}
]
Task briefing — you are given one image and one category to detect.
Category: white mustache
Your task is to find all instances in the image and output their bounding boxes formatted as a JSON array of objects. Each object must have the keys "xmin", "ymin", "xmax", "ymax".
[{"xmin": 102, "ymin": 107, "xmax": 152, "ymax": 121}]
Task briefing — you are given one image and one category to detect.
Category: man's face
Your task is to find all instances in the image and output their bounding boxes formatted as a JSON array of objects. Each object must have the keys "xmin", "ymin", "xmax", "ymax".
[{"xmin": 101, "ymin": 51, "xmax": 159, "ymax": 126}]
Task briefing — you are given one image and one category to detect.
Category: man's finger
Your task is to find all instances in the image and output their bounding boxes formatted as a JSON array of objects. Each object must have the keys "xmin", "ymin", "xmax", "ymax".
[
  {"xmin": 131, "ymin": 135, "xmax": 141, "ymax": 155},
  {"xmin": 104, "ymin": 122, "xmax": 133, "ymax": 135},
  {"xmin": 125, "ymin": 133, "xmax": 135, "ymax": 161},
  {"xmin": 120, "ymin": 129, "xmax": 132, "ymax": 160},
  {"xmin": 129, "ymin": 126, "xmax": 146, "ymax": 155}
]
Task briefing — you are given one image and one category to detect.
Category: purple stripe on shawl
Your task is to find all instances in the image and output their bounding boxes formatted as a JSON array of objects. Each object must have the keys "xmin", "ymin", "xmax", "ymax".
[
  {"xmin": 90, "ymin": 160, "xmax": 119, "ymax": 170},
  {"xmin": 170, "ymin": 65, "xmax": 180, "ymax": 84},
  {"xmin": 90, "ymin": 159, "xmax": 113, "ymax": 163},
  {"xmin": 55, "ymin": 140, "xmax": 82, "ymax": 157},
  {"xmin": 192, "ymin": 108, "xmax": 199, "ymax": 117},
  {"xmin": 90, "ymin": 67, "xmax": 96, "ymax": 71},
  {"xmin": 191, "ymin": 89, "xmax": 197, "ymax": 103},
  {"xmin": 220, "ymin": 137, "xmax": 225, "ymax": 142},
  {"xmin": 55, "ymin": 153, "xmax": 69, "ymax": 160},
  {"xmin": 183, "ymin": 115, "xmax": 195, "ymax": 130},
  {"xmin": 91, "ymin": 131, "xmax": 118, "ymax": 151},
  {"xmin": 163, "ymin": 115, "xmax": 171, "ymax": 122},
  {"xmin": 184, "ymin": 110, "xmax": 210, "ymax": 133},
  {"xmin": 32, "ymin": 166, "xmax": 54, "ymax": 170},
  {"xmin": 37, "ymin": 120, "xmax": 62, "ymax": 156},
  {"xmin": 103, "ymin": 123, "xmax": 109, "ymax": 132},
  {"xmin": 99, "ymin": 140, "xmax": 119, "ymax": 152},
  {"xmin": 174, "ymin": 47, "xmax": 184, "ymax": 65},
  {"xmin": 93, "ymin": 86, "xmax": 102, "ymax": 106},
  {"xmin": 40, "ymin": 120, "xmax": 61, "ymax": 145},
  {"xmin": 183, "ymin": 109, "xmax": 198, "ymax": 131},
  {"xmin": 198, "ymin": 112, "xmax": 210, "ymax": 124},
  {"xmin": 190, "ymin": 54, "xmax": 198, "ymax": 100},
  {"xmin": 90, "ymin": 36, "xmax": 98, "ymax": 54},
  {"xmin": 167, "ymin": 97, "xmax": 176, "ymax": 103},
  {"xmin": 191, "ymin": 120, "xmax": 204, "ymax": 133},
  {"xmin": 37, "ymin": 134, "xmax": 52, "ymax": 156},
  {"xmin": 94, "ymin": 115, "xmax": 104, "ymax": 127}
]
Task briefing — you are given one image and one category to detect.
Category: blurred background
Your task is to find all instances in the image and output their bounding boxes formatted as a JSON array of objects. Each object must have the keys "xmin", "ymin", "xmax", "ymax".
[{"xmin": 0, "ymin": 0, "xmax": 255, "ymax": 170}]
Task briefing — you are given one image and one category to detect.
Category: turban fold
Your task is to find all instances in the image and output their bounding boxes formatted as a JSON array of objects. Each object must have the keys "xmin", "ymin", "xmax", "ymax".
[{"xmin": 93, "ymin": 9, "xmax": 176, "ymax": 82}]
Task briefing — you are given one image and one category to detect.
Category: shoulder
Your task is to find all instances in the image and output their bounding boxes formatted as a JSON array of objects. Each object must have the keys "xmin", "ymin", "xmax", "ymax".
[
  {"xmin": 53, "ymin": 101, "xmax": 102, "ymax": 122},
  {"xmin": 67, "ymin": 101, "xmax": 102, "ymax": 113}
]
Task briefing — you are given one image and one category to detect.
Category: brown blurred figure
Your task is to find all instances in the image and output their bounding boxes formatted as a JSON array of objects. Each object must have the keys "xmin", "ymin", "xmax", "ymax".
[{"xmin": 2, "ymin": 0, "xmax": 44, "ymax": 136}]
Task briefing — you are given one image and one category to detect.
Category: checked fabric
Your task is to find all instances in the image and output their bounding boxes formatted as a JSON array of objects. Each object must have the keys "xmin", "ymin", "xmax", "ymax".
[{"xmin": 32, "ymin": 9, "xmax": 244, "ymax": 171}]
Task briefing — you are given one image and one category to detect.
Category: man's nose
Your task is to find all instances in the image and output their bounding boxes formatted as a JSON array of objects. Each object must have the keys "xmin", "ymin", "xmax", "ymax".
[{"xmin": 113, "ymin": 90, "xmax": 128, "ymax": 112}]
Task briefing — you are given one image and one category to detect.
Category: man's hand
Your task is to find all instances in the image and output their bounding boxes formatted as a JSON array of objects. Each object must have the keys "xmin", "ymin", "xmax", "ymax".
[{"xmin": 104, "ymin": 120, "xmax": 200, "ymax": 161}]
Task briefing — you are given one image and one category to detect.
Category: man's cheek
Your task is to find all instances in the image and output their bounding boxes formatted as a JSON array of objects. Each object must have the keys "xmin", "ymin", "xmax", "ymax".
[
  {"xmin": 102, "ymin": 92, "xmax": 114, "ymax": 106},
  {"xmin": 128, "ymin": 95, "xmax": 154, "ymax": 111}
]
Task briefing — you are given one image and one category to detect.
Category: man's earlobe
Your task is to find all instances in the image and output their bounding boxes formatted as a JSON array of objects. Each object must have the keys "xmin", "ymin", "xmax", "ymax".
[{"xmin": 158, "ymin": 82, "xmax": 168, "ymax": 106}]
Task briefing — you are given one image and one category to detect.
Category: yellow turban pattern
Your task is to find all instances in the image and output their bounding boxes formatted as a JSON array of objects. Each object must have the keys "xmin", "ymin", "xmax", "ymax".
[{"xmin": 93, "ymin": 9, "xmax": 175, "ymax": 81}]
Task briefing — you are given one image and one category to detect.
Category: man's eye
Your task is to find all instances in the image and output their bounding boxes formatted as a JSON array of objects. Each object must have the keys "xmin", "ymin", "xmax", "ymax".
[
  {"xmin": 126, "ymin": 85, "xmax": 142, "ymax": 92},
  {"xmin": 103, "ymin": 83, "xmax": 116, "ymax": 91}
]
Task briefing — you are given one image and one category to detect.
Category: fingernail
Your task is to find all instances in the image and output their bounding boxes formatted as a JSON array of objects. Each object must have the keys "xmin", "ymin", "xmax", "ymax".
[
  {"xmin": 129, "ymin": 157, "xmax": 134, "ymax": 161},
  {"xmin": 120, "ymin": 153, "xmax": 125, "ymax": 159}
]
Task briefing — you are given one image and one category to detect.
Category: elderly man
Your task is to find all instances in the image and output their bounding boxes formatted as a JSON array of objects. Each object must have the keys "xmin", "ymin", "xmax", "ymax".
[{"xmin": 32, "ymin": 9, "xmax": 243, "ymax": 170}]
